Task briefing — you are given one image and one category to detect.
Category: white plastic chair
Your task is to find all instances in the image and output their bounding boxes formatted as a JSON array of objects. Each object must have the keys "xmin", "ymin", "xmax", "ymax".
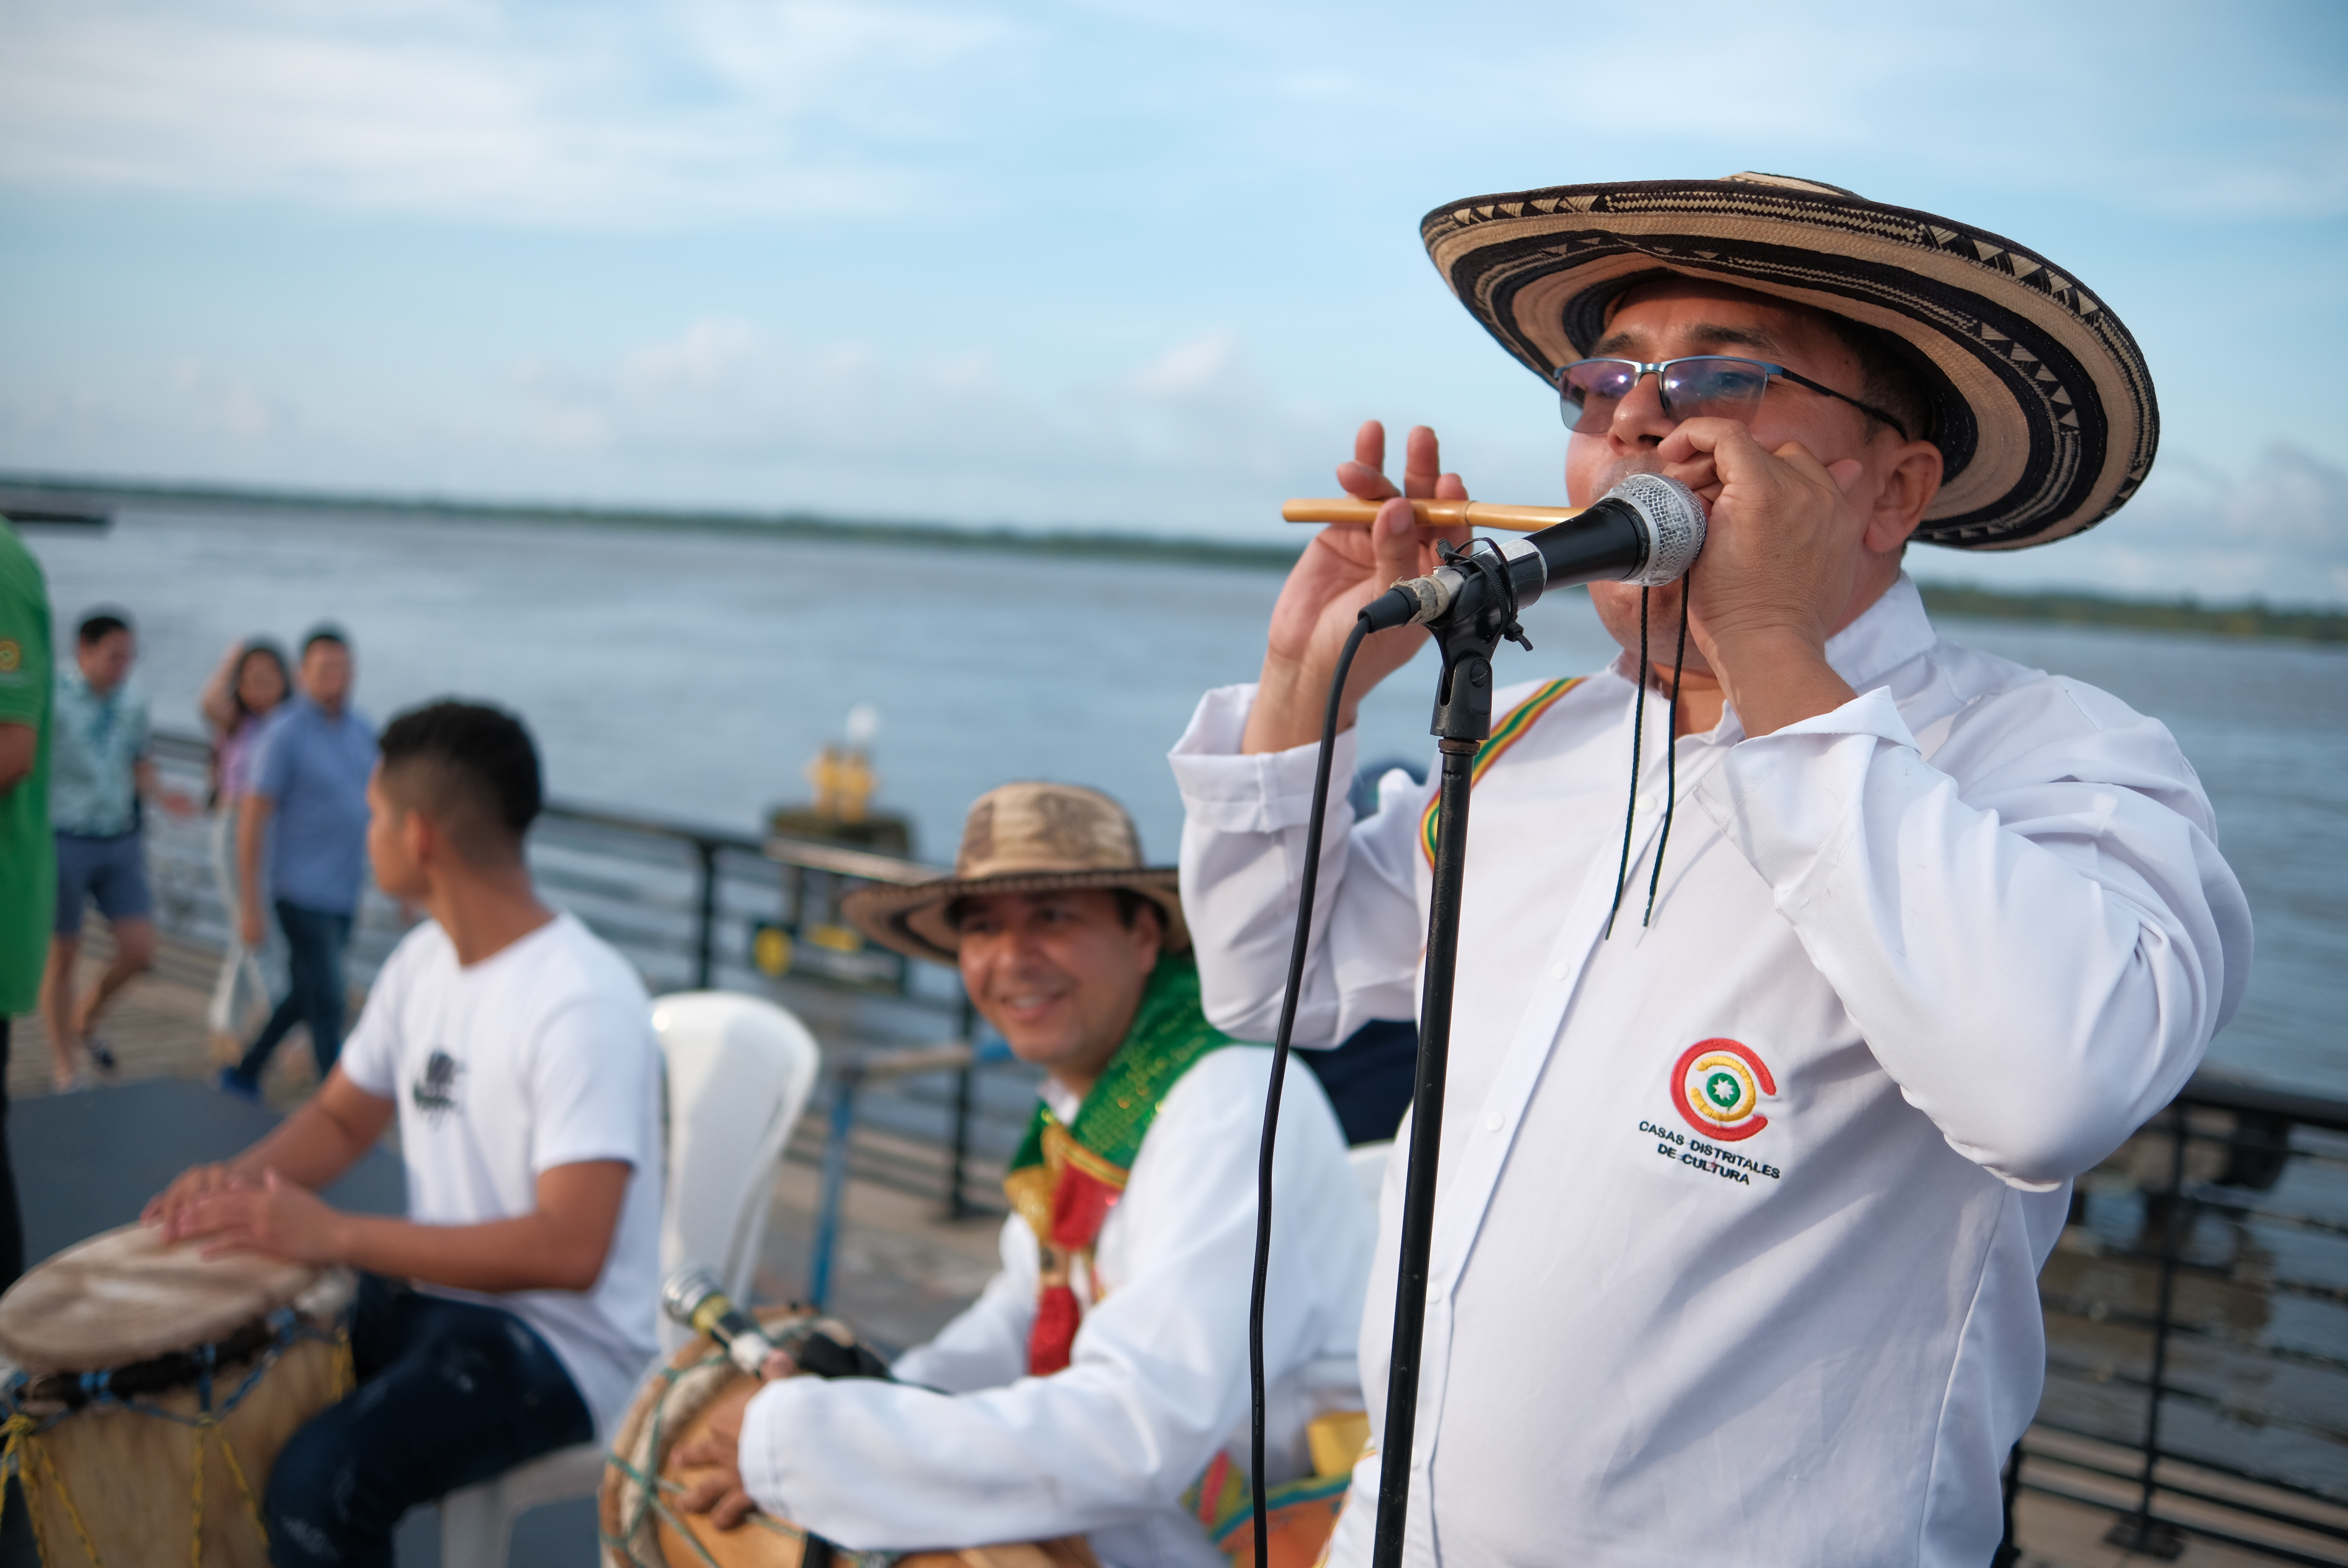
[
  {"xmin": 1348, "ymin": 1141, "xmax": 1395, "ymax": 1211},
  {"xmin": 439, "ymin": 991, "xmax": 823, "ymax": 1567}
]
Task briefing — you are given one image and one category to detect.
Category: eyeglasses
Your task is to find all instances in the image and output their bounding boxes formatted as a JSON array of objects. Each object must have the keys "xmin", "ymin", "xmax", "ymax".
[{"xmin": 1556, "ymin": 356, "xmax": 1910, "ymax": 441}]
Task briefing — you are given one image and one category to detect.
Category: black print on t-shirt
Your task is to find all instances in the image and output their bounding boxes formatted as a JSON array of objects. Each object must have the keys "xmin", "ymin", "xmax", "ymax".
[{"xmin": 413, "ymin": 1050, "xmax": 463, "ymax": 1118}]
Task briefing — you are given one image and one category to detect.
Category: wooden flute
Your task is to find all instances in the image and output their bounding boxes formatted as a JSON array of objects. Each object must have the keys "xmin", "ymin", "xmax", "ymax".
[{"xmin": 1280, "ymin": 498, "xmax": 1583, "ymax": 534}]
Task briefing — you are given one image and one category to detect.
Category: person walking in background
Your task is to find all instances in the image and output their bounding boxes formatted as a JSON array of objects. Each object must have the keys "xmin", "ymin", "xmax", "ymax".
[
  {"xmin": 220, "ymin": 627, "xmax": 376, "ymax": 1101},
  {"xmin": 0, "ymin": 517, "xmax": 54, "ymax": 1287},
  {"xmin": 42, "ymin": 608, "xmax": 196, "ymax": 1091},
  {"xmin": 199, "ymin": 637, "xmax": 290, "ymax": 1047}
]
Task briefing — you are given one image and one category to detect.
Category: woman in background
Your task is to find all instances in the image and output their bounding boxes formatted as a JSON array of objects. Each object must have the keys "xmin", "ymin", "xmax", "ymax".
[{"xmin": 199, "ymin": 638, "xmax": 289, "ymax": 1047}]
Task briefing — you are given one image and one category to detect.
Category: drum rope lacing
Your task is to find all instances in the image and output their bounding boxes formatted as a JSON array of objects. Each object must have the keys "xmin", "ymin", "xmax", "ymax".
[
  {"xmin": 599, "ymin": 1343, "xmax": 900, "ymax": 1568},
  {"xmin": 0, "ymin": 1310, "xmax": 353, "ymax": 1567}
]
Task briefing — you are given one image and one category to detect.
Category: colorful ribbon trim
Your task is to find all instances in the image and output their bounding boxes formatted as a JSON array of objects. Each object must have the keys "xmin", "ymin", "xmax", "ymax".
[
  {"xmin": 1003, "ymin": 956, "xmax": 1235, "ymax": 1376},
  {"xmin": 1418, "ymin": 677, "xmax": 1584, "ymax": 866}
]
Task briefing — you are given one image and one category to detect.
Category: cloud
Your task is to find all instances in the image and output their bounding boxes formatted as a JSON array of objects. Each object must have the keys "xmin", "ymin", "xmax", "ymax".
[
  {"xmin": 1913, "ymin": 443, "xmax": 2348, "ymax": 607},
  {"xmin": 6, "ymin": 0, "xmax": 2344, "ymax": 230},
  {"xmin": 504, "ymin": 316, "xmax": 1344, "ymax": 532},
  {"xmin": 0, "ymin": 0, "xmax": 1015, "ymax": 226}
]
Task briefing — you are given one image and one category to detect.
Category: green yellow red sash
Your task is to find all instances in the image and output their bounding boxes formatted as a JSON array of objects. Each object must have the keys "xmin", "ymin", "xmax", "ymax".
[
  {"xmin": 1417, "ymin": 677, "xmax": 1583, "ymax": 866},
  {"xmin": 1002, "ymin": 955, "xmax": 1234, "ymax": 1375}
]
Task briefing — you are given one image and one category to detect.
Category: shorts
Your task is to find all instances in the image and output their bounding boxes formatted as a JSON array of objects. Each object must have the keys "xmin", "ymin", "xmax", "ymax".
[{"xmin": 53, "ymin": 831, "xmax": 153, "ymax": 933}]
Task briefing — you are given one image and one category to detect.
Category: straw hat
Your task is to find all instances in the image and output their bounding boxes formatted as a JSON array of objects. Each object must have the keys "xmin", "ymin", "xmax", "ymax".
[
  {"xmin": 840, "ymin": 782, "xmax": 1188, "ymax": 966},
  {"xmin": 1420, "ymin": 172, "xmax": 2157, "ymax": 549}
]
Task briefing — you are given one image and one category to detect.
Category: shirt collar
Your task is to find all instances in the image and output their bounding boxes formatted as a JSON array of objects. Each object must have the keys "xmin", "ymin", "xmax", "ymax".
[{"xmin": 1821, "ymin": 571, "xmax": 1937, "ymax": 693}]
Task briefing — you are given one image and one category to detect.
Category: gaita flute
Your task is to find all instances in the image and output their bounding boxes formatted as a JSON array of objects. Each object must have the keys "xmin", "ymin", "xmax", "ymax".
[{"xmin": 1281, "ymin": 498, "xmax": 1584, "ymax": 534}]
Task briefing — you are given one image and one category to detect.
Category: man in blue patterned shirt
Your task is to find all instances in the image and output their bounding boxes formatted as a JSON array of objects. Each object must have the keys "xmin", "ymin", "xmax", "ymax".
[{"xmin": 42, "ymin": 608, "xmax": 194, "ymax": 1089}]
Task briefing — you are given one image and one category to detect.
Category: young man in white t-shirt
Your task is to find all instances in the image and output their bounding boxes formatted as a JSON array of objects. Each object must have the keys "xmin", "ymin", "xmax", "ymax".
[{"xmin": 147, "ymin": 700, "xmax": 662, "ymax": 1565}]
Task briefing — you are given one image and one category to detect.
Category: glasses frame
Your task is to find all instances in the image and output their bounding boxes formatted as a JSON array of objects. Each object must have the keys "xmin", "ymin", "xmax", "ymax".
[{"xmin": 1555, "ymin": 355, "xmax": 1911, "ymax": 442}]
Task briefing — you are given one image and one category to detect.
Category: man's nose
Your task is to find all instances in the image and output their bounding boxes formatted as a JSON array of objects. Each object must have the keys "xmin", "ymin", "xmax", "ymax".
[{"xmin": 1608, "ymin": 369, "xmax": 1677, "ymax": 448}]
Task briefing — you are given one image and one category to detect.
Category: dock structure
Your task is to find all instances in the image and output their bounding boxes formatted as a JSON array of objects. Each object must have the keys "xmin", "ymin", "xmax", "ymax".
[
  {"xmin": 10, "ymin": 730, "xmax": 2341, "ymax": 1564},
  {"xmin": 12, "ymin": 924, "xmax": 2321, "ymax": 1566}
]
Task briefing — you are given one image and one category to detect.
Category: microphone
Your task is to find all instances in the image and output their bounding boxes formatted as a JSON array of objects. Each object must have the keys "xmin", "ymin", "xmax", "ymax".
[
  {"xmin": 660, "ymin": 1262, "xmax": 898, "ymax": 1382},
  {"xmin": 661, "ymin": 1263, "xmax": 779, "ymax": 1377},
  {"xmin": 1362, "ymin": 473, "xmax": 1705, "ymax": 632}
]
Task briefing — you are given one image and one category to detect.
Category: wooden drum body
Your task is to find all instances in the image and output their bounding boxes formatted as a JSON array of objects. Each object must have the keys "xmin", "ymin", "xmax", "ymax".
[
  {"xmin": 0, "ymin": 1225, "xmax": 355, "ymax": 1568},
  {"xmin": 600, "ymin": 1308, "xmax": 1097, "ymax": 1568}
]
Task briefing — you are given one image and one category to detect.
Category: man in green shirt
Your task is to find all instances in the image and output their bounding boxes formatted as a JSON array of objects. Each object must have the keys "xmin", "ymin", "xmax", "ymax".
[{"xmin": 0, "ymin": 517, "xmax": 54, "ymax": 1288}]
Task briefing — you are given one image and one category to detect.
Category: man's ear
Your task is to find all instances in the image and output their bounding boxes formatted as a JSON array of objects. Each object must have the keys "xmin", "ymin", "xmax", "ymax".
[
  {"xmin": 1863, "ymin": 438, "xmax": 1943, "ymax": 555},
  {"xmin": 1131, "ymin": 900, "xmax": 1167, "ymax": 969},
  {"xmin": 401, "ymin": 803, "xmax": 438, "ymax": 866}
]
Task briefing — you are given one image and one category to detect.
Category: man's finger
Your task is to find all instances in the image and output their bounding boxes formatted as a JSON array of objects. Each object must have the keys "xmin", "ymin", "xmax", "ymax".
[
  {"xmin": 198, "ymin": 1229, "xmax": 259, "ymax": 1260},
  {"xmin": 1353, "ymin": 420, "xmax": 1386, "ymax": 477},
  {"xmin": 1372, "ymin": 498, "xmax": 1422, "ymax": 593},
  {"xmin": 709, "ymin": 1488, "xmax": 758, "ymax": 1530},
  {"xmin": 676, "ymin": 1471, "xmax": 728, "ymax": 1514},
  {"xmin": 1402, "ymin": 426, "xmax": 1441, "ymax": 499},
  {"xmin": 1336, "ymin": 460, "xmax": 1400, "ymax": 502}
]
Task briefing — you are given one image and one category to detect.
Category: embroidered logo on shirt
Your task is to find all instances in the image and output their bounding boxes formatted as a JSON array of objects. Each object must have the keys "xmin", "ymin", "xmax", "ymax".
[
  {"xmin": 1670, "ymin": 1038, "xmax": 1776, "ymax": 1142},
  {"xmin": 0, "ymin": 639, "xmax": 18, "ymax": 673},
  {"xmin": 411, "ymin": 1049, "xmax": 463, "ymax": 1118}
]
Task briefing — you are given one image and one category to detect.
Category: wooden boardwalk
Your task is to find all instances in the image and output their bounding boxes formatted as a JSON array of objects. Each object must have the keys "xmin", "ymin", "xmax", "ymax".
[{"xmin": 3, "ymin": 926, "xmax": 2309, "ymax": 1567}]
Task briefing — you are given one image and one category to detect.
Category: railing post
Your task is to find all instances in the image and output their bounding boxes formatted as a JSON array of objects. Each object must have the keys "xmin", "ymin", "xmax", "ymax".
[
  {"xmin": 693, "ymin": 840, "xmax": 719, "ymax": 990},
  {"xmin": 2107, "ymin": 1102, "xmax": 2188, "ymax": 1560},
  {"xmin": 809, "ymin": 1066, "xmax": 861, "ymax": 1311},
  {"xmin": 948, "ymin": 996, "xmax": 978, "ymax": 1219}
]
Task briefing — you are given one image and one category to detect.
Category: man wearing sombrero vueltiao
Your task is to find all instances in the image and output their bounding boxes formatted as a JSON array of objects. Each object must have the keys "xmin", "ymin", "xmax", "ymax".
[
  {"xmin": 1171, "ymin": 175, "xmax": 2254, "ymax": 1563},
  {"xmin": 676, "ymin": 782, "xmax": 1376, "ymax": 1566}
]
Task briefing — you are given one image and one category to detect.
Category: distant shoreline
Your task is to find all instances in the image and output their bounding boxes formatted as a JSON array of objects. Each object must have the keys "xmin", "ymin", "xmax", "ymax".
[{"xmin": 6, "ymin": 471, "xmax": 2342, "ymax": 646}]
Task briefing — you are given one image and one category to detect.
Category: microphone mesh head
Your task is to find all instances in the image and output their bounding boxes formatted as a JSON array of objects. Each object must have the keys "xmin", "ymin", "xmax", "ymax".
[
  {"xmin": 1610, "ymin": 473, "xmax": 1707, "ymax": 585},
  {"xmin": 661, "ymin": 1262, "xmax": 724, "ymax": 1325}
]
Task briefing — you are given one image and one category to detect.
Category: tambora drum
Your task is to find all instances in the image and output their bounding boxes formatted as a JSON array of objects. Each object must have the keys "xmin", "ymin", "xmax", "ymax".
[
  {"xmin": 0, "ymin": 1224, "xmax": 355, "ymax": 1567},
  {"xmin": 600, "ymin": 1306, "xmax": 1100, "ymax": 1568}
]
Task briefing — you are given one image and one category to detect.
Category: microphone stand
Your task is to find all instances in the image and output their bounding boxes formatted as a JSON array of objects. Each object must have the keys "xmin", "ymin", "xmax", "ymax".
[{"xmin": 1370, "ymin": 544, "xmax": 1527, "ymax": 1568}]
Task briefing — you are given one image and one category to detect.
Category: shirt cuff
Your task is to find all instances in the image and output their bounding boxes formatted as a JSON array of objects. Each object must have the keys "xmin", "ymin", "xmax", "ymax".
[
  {"xmin": 735, "ymin": 1378, "xmax": 802, "ymax": 1519},
  {"xmin": 1694, "ymin": 685, "xmax": 1918, "ymax": 910},
  {"xmin": 1167, "ymin": 684, "xmax": 1361, "ymax": 834}
]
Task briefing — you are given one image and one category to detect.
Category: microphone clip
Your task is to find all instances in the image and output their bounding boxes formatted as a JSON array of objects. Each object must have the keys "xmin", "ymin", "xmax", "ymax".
[
  {"xmin": 1433, "ymin": 537, "xmax": 1534, "ymax": 655},
  {"xmin": 1422, "ymin": 538, "xmax": 1534, "ymax": 747}
]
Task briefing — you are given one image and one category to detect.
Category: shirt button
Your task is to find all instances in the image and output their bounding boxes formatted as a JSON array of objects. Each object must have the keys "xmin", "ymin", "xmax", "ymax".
[
  {"xmin": 1549, "ymin": 962, "xmax": 1571, "ymax": 981},
  {"xmin": 1484, "ymin": 1112, "xmax": 1503, "ymax": 1132}
]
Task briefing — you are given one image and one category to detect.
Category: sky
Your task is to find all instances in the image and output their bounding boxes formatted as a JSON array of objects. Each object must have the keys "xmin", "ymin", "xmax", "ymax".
[{"xmin": 2, "ymin": 0, "xmax": 2344, "ymax": 603}]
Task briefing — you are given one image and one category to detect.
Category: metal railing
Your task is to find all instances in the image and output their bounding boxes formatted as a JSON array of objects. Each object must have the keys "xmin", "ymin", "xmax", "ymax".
[
  {"xmin": 2020, "ymin": 1075, "xmax": 2348, "ymax": 1563},
  {"xmin": 142, "ymin": 730, "xmax": 1038, "ymax": 1299},
  {"xmin": 142, "ymin": 737, "xmax": 2348, "ymax": 1554}
]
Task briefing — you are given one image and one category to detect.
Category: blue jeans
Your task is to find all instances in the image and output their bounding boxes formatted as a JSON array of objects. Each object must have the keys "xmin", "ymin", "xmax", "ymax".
[
  {"xmin": 234, "ymin": 900, "xmax": 352, "ymax": 1083},
  {"xmin": 266, "ymin": 1274, "xmax": 593, "ymax": 1567}
]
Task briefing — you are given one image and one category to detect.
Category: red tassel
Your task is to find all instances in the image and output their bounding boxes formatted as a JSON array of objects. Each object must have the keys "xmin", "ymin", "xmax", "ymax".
[
  {"xmin": 1051, "ymin": 1166, "xmax": 1122, "ymax": 1250},
  {"xmin": 1028, "ymin": 1284, "xmax": 1082, "ymax": 1375}
]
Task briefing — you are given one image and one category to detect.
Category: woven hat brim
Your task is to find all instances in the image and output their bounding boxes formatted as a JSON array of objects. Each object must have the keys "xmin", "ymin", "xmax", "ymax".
[
  {"xmin": 839, "ymin": 868, "xmax": 1190, "ymax": 967},
  {"xmin": 1420, "ymin": 178, "xmax": 2158, "ymax": 550}
]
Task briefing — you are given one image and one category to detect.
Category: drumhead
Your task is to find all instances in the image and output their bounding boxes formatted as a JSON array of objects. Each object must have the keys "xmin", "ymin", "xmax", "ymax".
[{"xmin": 0, "ymin": 1224, "xmax": 322, "ymax": 1374}]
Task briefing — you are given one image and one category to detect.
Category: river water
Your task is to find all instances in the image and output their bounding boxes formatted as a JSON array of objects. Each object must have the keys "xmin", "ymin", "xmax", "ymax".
[{"xmin": 20, "ymin": 503, "xmax": 2346, "ymax": 1097}]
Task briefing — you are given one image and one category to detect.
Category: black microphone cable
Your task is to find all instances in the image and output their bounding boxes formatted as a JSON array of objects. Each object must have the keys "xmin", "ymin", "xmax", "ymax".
[{"xmin": 1249, "ymin": 610, "xmax": 1371, "ymax": 1568}]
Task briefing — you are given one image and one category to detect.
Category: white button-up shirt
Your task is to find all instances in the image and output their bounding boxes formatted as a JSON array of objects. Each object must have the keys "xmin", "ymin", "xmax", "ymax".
[
  {"xmin": 738, "ymin": 1048, "xmax": 1373, "ymax": 1567},
  {"xmin": 1170, "ymin": 576, "xmax": 2251, "ymax": 1566}
]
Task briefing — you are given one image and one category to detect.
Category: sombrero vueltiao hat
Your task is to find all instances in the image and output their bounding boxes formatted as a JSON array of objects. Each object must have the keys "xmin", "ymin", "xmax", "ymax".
[
  {"xmin": 1420, "ymin": 172, "xmax": 2157, "ymax": 549},
  {"xmin": 840, "ymin": 781, "xmax": 1188, "ymax": 966}
]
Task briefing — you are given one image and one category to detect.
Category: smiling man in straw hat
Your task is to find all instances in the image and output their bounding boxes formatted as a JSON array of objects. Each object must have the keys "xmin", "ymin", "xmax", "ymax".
[
  {"xmin": 678, "ymin": 781, "xmax": 1375, "ymax": 1566},
  {"xmin": 1170, "ymin": 175, "xmax": 2253, "ymax": 1563}
]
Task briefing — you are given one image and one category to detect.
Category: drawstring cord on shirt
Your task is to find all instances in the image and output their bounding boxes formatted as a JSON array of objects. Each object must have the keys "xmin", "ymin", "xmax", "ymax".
[
  {"xmin": 1602, "ymin": 589, "xmax": 1650, "ymax": 939},
  {"xmin": 1643, "ymin": 555, "xmax": 1694, "ymax": 927},
  {"xmin": 1604, "ymin": 557, "xmax": 1696, "ymax": 937}
]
